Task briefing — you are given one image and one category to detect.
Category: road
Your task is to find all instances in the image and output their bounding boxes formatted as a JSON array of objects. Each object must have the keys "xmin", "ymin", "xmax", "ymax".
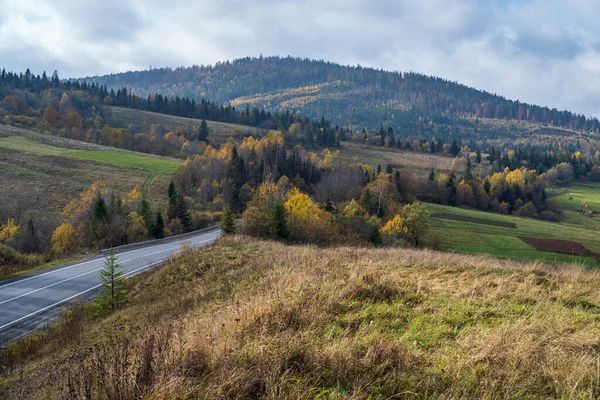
[{"xmin": 0, "ymin": 228, "xmax": 220, "ymax": 344}]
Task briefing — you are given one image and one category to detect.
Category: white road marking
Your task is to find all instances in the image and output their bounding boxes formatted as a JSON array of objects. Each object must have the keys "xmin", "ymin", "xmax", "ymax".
[
  {"xmin": 0, "ymin": 260, "xmax": 163, "ymax": 331},
  {"xmin": 0, "ymin": 236, "xmax": 217, "ymax": 331},
  {"xmin": 0, "ymin": 231, "xmax": 217, "ymax": 290}
]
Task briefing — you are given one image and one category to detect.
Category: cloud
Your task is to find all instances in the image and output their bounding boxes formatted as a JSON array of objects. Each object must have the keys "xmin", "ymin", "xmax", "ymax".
[{"xmin": 1, "ymin": 0, "xmax": 600, "ymax": 116}]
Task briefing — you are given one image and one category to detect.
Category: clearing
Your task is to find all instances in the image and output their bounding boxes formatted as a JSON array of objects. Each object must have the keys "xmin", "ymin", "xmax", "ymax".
[
  {"xmin": 337, "ymin": 142, "xmax": 461, "ymax": 177},
  {"xmin": 105, "ymin": 106, "xmax": 266, "ymax": 146},
  {"xmin": 0, "ymin": 125, "xmax": 177, "ymax": 220}
]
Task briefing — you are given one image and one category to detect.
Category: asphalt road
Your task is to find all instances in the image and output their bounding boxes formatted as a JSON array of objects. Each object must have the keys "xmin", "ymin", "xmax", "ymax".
[{"xmin": 0, "ymin": 228, "xmax": 221, "ymax": 344}]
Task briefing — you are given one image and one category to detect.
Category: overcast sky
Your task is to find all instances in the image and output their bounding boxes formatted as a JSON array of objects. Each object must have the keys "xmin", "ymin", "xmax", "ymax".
[{"xmin": 1, "ymin": 0, "xmax": 599, "ymax": 116}]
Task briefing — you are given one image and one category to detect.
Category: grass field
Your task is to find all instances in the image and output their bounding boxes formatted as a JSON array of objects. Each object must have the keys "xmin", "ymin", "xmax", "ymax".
[
  {"xmin": 547, "ymin": 181, "xmax": 600, "ymax": 230},
  {"xmin": 0, "ymin": 126, "xmax": 175, "ymax": 222},
  {"xmin": 427, "ymin": 203, "xmax": 600, "ymax": 266},
  {"xmin": 106, "ymin": 106, "xmax": 266, "ymax": 146},
  {"xmin": 337, "ymin": 142, "xmax": 463, "ymax": 177},
  {"xmin": 5, "ymin": 237, "xmax": 600, "ymax": 398},
  {"xmin": 0, "ymin": 136, "xmax": 181, "ymax": 173}
]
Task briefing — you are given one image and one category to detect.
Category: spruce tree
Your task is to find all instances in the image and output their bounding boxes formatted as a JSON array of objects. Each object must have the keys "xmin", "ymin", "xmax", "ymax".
[
  {"xmin": 138, "ymin": 198, "xmax": 153, "ymax": 231},
  {"xmin": 167, "ymin": 181, "xmax": 177, "ymax": 200},
  {"xmin": 220, "ymin": 203, "xmax": 236, "ymax": 235},
  {"xmin": 273, "ymin": 202, "xmax": 289, "ymax": 239},
  {"xmin": 476, "ymin": 149, "xmax": 482, "ymax": 164},
  {"xmin": 451, "ymin": 140, "xmax": 460, "ymax": 156},
  {"xmin": 95, "ymin": 252, "xmax": 127, "ymax": 316},
  {"xmin": 385, "ymin": 164, "xmax": 393, "ymax": 174},
  {"xmin": 198, "ymin": 119, "xmax": 209, "ymax": 142},
  {"xmin": 152, "ymin": 211, "xmax": 165, "ymax": 239}
]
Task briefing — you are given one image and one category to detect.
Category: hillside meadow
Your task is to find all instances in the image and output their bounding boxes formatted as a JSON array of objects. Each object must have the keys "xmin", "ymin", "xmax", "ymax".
[
  {"xmin": 0, "ymin": 125, "xmax": 178, "ymax": 241},
  {"xmin": 3, "ymin": 236, "xmax": 600, "ymax": 399}
]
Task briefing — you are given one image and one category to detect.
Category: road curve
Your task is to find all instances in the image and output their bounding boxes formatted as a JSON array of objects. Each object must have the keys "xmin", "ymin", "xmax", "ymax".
[{"xmin": 0, "ymin": 229, "xmax": 221, "ymax": 344}]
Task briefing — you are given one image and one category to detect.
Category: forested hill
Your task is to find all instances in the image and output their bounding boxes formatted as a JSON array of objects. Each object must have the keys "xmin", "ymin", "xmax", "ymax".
[{"xmin": 84, "ymin": 56, "xmax": 599, "ymax": 133}]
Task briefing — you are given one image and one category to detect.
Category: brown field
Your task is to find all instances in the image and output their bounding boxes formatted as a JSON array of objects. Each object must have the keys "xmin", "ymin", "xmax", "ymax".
[
  {"xmin": 337, "ymin": 142, "xmax": 462, "ymax": 177},
  {"xmin": 432, "ymin": 212, "xmax": 517, "ymax": 228},
  {"xmin": 519, "ymin": 236, "xmax": 595, "ymax": 257},
  {"xmin": 4, "ymin": 237, "xmax": 600, "ymax": 399},
  {"xmin": 105, "ymin": 106, "xmax": 267, "ymax": 146}
]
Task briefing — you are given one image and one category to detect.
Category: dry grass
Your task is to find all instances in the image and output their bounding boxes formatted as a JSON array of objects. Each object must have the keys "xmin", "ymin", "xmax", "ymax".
[
  {"xmin": 4, "ymin": 237, "xmax": 600, "ymax": 399},
  {"xmin": 337, "ymin": 142, "xmax": 457, "ymax": 177}
]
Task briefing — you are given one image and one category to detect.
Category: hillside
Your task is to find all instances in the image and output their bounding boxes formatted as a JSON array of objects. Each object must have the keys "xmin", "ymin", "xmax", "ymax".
[
  {"xmin": 3, "ymin": 236, "xmax": 600, "ymax": 399},
  {"xmin": 0, "ymin": 125, "xmax": 179, "ymax": 259},
  {"xmin": 86, "ymin": 56, "xmax": 600, "ymax": 135}
]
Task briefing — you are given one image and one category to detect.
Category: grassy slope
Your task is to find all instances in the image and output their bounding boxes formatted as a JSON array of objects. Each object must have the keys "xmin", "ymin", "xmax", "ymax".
[
  {"xmin": 338, "ymin": 142, "xmax": 458, "ymax": 177},
  {"xmin": 106, "ymin": 106, "xmax": 266, "ymax": 146},
  {"xmin": 0, "ymin": 136, "xmax": 180, "ymax": 173},
  {"xmin": 0, "ymin": 125, "xmax": 176, "ymax": 220},
  {"xmin": 106, "ymin": 106, "xmax": 458, "ymax": 176},
  {"xmin": 427, "ymin": 203, "xmax": 600, "ymax": 266},
  {"xmin": 4, "ymin": 237, "xmax": 600, "ymax": 399},
  {"xmin": 548, "ymin": 181, "xmax": 600, "ymax": 230}
]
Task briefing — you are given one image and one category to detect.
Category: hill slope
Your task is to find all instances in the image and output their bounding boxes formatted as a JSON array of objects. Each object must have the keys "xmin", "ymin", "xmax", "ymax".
[
  {"xmin": 86, "ymin": 56, "xmax": 599, "ymax": 134},
  {"xmin": 3, "ymin": 236, "xmax": 600, "ymax": 398}
]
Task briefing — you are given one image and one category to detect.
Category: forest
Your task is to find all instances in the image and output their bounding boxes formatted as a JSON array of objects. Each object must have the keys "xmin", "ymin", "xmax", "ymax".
[
  {"xmin": 85, "ymin": 56, "xmax": 600, "ymax": 134},
  {"xmin": 0, "ymin": 66, "xmax": 598, "ymax": 278}
]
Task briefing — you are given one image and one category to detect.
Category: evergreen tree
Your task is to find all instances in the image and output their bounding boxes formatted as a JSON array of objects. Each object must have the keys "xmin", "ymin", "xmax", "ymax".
[
  {"xmin": 385, "ymin": 164, "xmax": 393, "ymax": 174},
  {"xmin": 273, "ymin": 202, "xmax": 289, "ymax": 239},
  {"xmin": 450, "ymin": 139, "xmax": 460, "ymax": 156},
  {"xmin": 151, "ymin": 211, "xmax": 165, "ymax": 239},
  {"xmin": 167, "ymin": 181, "xmax": 177, "ymax": 200},
  {"xmin": 90, "ymin": 196, "xmax": 109, "ymax": 245},
  {"xmin": 138, "ymin": 198, "xmax": 153, "ymax": 231},
  {"xmin": 323, "ymin": 196, "xmax": 335, "ymax": 212},
  {"xmin": 95, "ymin": 252, "xmax": 127, "ymax": 316},
  {"xmin": 198, "ymin": 119, "xmax": 209, "ymax": 142},
  {"xmin": 476, "ymin": 149, "xmax": 482, "ymax": 164},
  {"xmin": 377, "ymin": 164, "xmax": 382, "ymax": 175},
  {"xmin": 428, "ymin": 169, "xmax": 436, "ymax": 182},
  {"xmin": 220, "ymin": 203, "xmax": 236, "ymax": 235}
]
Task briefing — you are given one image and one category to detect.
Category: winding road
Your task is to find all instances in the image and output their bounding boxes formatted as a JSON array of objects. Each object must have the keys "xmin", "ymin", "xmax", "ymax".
[{"xmin": 0, "ymin": 228, "xmax": 220, "ymax": 344}]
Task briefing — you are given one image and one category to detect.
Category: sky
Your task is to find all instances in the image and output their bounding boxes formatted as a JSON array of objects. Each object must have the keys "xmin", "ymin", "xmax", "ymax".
[{"xmin": 1, "ymin": 0, "xmax": 600, "ymax": 116}]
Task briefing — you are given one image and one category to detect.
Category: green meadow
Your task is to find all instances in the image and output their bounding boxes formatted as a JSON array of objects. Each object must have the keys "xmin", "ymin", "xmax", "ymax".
[
  {"xmin": 426, "ymin": 202, "xmax": 600, "ymax": 266},
  {"xmin": 0, "ymin": 135, "xmax": 181, "ymax": 173}
]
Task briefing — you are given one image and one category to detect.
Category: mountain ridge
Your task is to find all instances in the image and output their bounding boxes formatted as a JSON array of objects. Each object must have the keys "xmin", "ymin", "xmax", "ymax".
[{"xmin": 82, "ymin": 55, "xmax": 599, "ymax": 133}]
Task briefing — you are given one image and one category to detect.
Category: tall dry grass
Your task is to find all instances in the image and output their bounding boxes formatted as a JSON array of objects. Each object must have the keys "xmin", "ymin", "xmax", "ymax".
[{"xmin": 4, "ymin": 236, "xmax": 600, "ymax": 399}]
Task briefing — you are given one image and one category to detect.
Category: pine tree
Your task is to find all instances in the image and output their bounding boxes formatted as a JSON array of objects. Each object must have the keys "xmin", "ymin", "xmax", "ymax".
[
  {"xmin": 138, "ymin": 198, "xmax": 153, "ymax": 231},
  {"xmin": 199, "ymin": 119, "xmax": 209, "ymax": 142},
  {"xmin": 377, "ymin": 164, "xmax": 382, "ymax": 175},
  {"xmin": 451, "ymin": 140, "xmax": 460, "ymax": 156},
  {"xmin": 273, "ymin": 202, "xmax": 289, "ymax": 239},
  {"xmin": 167, "ymin": 181, "xmax": 177, "ymax": 200},
  {"xmin": 95, "ymin": 252, "xmax": 127, "ymax": 316},
  {"xmin": 476, "ymin": 149, "xmax": 482, "ymax": 164},
  {"xmin": 385, "ymin": 164, "xmax": 393, "ymax": 174},
  {"xmin": 428, "ymin": 169, "xmax": 436, "ymax": 181},
  {"xmin": 90, "ymin": 196, "xmax": 109, "ymax": 245},
  {"xmin": 220, "ymin": 203, "xmax": 236, "ymax": 235},
  {"xmin": 323, "ymin": 196, "xmax": 335, "ymax": 212},
  {"xmin": 151, "ymin": 211, "xmax": 164, "ymax": 239}
]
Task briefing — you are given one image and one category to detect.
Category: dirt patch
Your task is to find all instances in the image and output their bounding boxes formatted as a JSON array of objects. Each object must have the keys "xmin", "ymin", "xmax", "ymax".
[
  {"xmin": 432, "ymin": 213, "xmax": 517, "ymax": 229},
  {"xmin": 519, "ymin": 236, "xmax": 595, "ymax": 257}
]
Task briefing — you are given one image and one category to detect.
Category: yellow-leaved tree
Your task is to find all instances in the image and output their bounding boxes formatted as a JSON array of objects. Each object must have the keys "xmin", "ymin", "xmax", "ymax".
[
  {"xmin": 284, "ymin": 188, "xmax": 337, "ymax": 244},
  {"xmin": 51, "ymin": 223, "xmax": 78, "ymax": 255},
  {"xmin": 0, "ymin": 219, "xmax": 19, "ymax": 243},
  {"xmin": 379, "ymin": 202, "xmax": 430, "ymax": 247}
]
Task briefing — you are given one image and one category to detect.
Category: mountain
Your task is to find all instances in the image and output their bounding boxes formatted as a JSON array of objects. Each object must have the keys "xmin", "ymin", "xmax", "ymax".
[{"xmin": 84, "ymin": 56, "xmax": 599, "ymax": 134}]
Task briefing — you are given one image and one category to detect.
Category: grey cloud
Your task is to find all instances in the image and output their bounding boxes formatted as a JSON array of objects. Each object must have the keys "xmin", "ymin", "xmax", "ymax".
[{"xmin": 2, "ymin": 0, "xmax": 600, "ymax": 116}]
